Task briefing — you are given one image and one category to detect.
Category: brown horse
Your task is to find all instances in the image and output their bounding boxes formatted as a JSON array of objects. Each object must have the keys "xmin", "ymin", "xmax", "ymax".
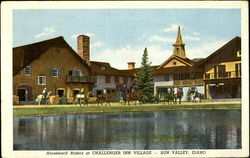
[
  {"xmin": 124, "ymin": 89, "xmax": 142, "ymax": 106},
  {"xmin": 159, "ymin": 92, "xmax": 175, "ymax": 105},
  {"xmin": 97, "ymin": 92, "xmax": 114, "ymax": 106},
  {"xmin": 173, "ymin": 88, "xmax": 183, "ymax": 104}
]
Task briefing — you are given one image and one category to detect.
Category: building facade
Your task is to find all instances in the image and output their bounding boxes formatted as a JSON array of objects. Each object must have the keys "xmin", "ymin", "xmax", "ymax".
[
  {"xmin": 90, "ymin": 61, "xmax": 136, "ymax": 100},
  {"xmin": 197, "ymin": 37, "xmax": 241, "ymax": 99},
  {"xmin": 13, "ymin": 36, "xmax": 96, "ymax": 102},
  {"xmin": 151, "ymin": 27, "xmax": 204, "ymax": 101}
]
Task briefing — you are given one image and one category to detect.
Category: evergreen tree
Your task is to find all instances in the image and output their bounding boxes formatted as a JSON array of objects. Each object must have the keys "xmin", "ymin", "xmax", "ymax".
[{"xmin": 136, "ymin": 48, "xmax": 154, "ymax": 103}]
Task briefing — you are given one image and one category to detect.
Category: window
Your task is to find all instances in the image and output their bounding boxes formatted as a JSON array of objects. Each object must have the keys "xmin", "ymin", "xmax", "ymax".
[
  {"xmin": 115, "ymin": 76, "xmax": 120, "ymax": 83},
  {"xmin": 190, "ymin": 72, "xmax": 195, "ymax": 79},
  {"xmin": 164, "ymin": 74, "xmax": 169, "ymax": 81},
  {"xmin": 105, "ymin": 75, "xmax": 111, "ymax": 83},
  {"xmin": 50, "ymin": 68, "xmax": 61, "ymax": 77},
  {"xmin": 38, "ymin": 76, "xmax": 46, "ymax": 85},
  {"xmin": 52, "ymin": 68, "xmax": 58, "ymax": 77},
  {"xmin": 24, "ymin": 66, "xmax": 31, "ymax": 76},
  {"xmin": 178, "ymin": 73, "xmax": 184, "ymax": 80},
  {"xmin": 69, "ymin": 70, "xmax": 83, "ymax": 76},
  {"xmin": 173, "ymin": 62, "xmax": 177, "ymax": 65},
  {"xmin": 101, "ymin": 66, "xmax": 106, "ymax": 70},
  {"xmin": 124, "ymin": 76, "xmax": 128, "ymax": 84}
]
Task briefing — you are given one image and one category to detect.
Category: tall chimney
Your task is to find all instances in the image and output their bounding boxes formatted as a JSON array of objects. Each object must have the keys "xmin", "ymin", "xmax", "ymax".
[
  {"xmin": 127, "ymin": 62, "xmax": 135, "ymax": 70},
  {"xmin": 77, "ymin": 35, "xmax": 90, "ymax": 65}
]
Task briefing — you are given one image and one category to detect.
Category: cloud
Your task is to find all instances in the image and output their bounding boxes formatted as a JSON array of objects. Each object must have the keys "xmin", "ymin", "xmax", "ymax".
[
  {"xmin": 149, "ymin": 35, "xmax": 175, "ymax": 43},
  {"xmin": 183, "ymin": 35, "xmax": 201, "ymax": 41},
  {"xmin": 34, "ymin": 28, "xmax": 55, "ymax": 38},
  {"xmin": 91, "ymin": 38, "xmax": 228, "ymax": 69},
  {"xmin": 71, "ymin": 33, "xmax": 95, "ymax": 39},
  {"xmin": 163, "ymin": 24, "xmax": 180, "ymax": 33},
  {"xmin": 186, "ymin": 39, "xmax": 228, "ymax": 59},
  {"xmin": 192, "ymin": 32, "xmax": 199, "ymax": 36},
  {"xmin": 91, "ymin": 42, "xmax": 104, "ymax": 48},
  {"xmin": 91, "ymin": 44, "xmax": 172, "ymax": 69}
]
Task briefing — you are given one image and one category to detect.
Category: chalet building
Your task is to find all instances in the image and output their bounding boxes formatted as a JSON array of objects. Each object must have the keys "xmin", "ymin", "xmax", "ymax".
[
  {"xmin": 151, "ymin": 27, "xmax": 204, "ymax": 100},
  {"xmin": 90, "ymin": 61, "xmax": 136, "ymax": 100},
  {"xmin": 13, "ymin": 36, "xmax": 96, "ymax": 102},
  {"xmin": 197, "ymin": 37, "xmax": 241, "ymax": 99}
]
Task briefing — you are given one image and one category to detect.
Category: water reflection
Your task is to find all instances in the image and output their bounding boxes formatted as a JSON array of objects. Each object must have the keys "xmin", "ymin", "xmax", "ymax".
[{"xmin": 13, "ymin": 110, "xmax": 241, "ymax": 150}]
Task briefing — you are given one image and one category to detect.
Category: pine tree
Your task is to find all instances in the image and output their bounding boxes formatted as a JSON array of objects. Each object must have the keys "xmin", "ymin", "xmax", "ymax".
[{"xmin": 136, "ymin": 48, "xmax": 154, "ymax": 103}]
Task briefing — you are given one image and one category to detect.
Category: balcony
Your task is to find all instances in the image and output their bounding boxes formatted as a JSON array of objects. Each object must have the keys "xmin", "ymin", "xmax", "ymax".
[
  {"xmin": 174, "ymin": 78, "xmax": 204, "ymax": 86},
  {"xmin": 204, "ymin": 71, "xmax": 241, "ymax": 80},
  {"xmin": 66, "ymin": 75, "xmax": 96, "ymax": 83}
]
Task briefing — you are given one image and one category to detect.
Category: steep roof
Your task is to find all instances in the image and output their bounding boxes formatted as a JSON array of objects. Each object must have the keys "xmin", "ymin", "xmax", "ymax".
[
  {"xmin": 13, "ymin": 36, "xmax": 91, "ymax": 76},
  {"xmin": 90, "ymin": 61, "xmax": 136, "ymax": 76},
  {"xmin": 196, "ymin": 36, "xmax": 241, "ymax": 66},
  {"xmin": 157, "ymin": 55, "xmax": 194, "ymax": 69}
]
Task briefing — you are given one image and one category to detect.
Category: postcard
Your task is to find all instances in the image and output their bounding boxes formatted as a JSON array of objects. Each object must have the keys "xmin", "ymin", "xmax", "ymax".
[{"xmin": 1, "ymin": 1, "xmax": 249, "ymax": 158}]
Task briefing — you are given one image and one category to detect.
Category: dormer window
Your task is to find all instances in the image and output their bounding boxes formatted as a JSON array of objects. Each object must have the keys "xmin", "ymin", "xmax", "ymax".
[
  {"xmin": 101, "ymin": 66, "xmax": 106, "ymax": 70},
  {"xmin": 24, "ymin": 66, "xmax": 31, "ymax": 76},
  {"xmin": 237, "ymin": 50, "xmax": 241, "ymax": 57}
]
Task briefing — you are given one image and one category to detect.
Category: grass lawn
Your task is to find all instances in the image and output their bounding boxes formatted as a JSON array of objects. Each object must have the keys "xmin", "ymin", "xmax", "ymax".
[{"xmin": 13, "ymin": 102, "xmax": 241, "ymax": 118}]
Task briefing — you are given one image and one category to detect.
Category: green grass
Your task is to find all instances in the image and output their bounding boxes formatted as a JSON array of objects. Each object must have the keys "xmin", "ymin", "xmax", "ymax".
[{"xmin": 13, "ymin": 103, "xmax": 241, "ymax": 118}]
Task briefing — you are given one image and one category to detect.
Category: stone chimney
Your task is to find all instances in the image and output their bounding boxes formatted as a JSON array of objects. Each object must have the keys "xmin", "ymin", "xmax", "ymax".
[
  {"xmin": 127, "ymin": 62, "xmax": 135, "ymax": 70},
  {"xmin": 77, "ymin": 35, "xmax": 90, "ymax": 65}
]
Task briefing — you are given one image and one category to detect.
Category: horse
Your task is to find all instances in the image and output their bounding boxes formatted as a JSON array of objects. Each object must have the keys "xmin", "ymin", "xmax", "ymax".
[
  {"xmin": 188, "ymin": 88, "xmax": 202, "ymax": 103},
  {"xmin": 97, "ymin": 92, "xmax": 114, "ymax": 107},
  {"xmin": 124, "ymin": 89, "xmax": 142, "ymax": 106},
  {"xmin": 36, "ymin": 91, "xmax": 52, "ymax": 106},
  {"xmin": 160, "ymin": 92, "xmax": 175, "ymax": 105},
  {"xmin": 74, "ymin": 92, "xmax": 91, "ymax": 107},
  {"xmin": 173, "ymin": 88, "xmax": 183, "ymax": 104},
  {"xmin": 13, "ymin": 95, "xmax": 20, "ymax": 105},
  {"xmin": 49, "ymin": 95, "xmax": 59, "ymax": 104}
]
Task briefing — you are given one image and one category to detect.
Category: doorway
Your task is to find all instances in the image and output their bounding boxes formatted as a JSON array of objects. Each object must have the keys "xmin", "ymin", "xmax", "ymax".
[
  {"xmin": 57, "ymin": 89, "xmax": 65, "ymax": 97},
  {"xmin": 17, "ymin": 89, "xmax": 26, "ymax": 101}
]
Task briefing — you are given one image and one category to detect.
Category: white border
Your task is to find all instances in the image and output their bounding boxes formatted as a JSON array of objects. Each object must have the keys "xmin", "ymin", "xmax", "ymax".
[{"xmin": 1, "ymin": 1, "xmax": 249, "ymax": 158}]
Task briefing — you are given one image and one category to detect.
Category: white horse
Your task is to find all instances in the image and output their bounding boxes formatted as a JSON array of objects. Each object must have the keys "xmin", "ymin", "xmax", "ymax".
[
  {"xmin": 36, "ymin": 91, "xmax": 52, "ymax": 105},
  {"xmin": 74, "ymin": 93, "xmax": 88, "ymax": 107}
]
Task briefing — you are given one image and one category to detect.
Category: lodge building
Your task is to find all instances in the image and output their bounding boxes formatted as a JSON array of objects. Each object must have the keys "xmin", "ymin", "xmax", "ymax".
[
  {"xmin": 13, "ymin": 27, "xmax": 241, "ymax": 103},
  {"xmin": 13, "ymin": 36, "xmax": 96, "ymax": 102}
]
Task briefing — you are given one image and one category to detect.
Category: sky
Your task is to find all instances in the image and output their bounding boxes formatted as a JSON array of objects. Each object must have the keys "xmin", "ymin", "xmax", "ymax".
[{"xmin": 13, "ymin": 9, "xmax": 241, "ymax": 69}]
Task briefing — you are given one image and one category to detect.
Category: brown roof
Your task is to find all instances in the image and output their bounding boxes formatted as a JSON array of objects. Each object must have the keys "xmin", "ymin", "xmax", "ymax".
[
  {"xmin": 13, "ymin": 36, "xmax": 91, "ymax": 76},
  {"xmin": 90, "ymin": 61, "xmax": 136, "ymax": 76},
  {"xmin": 196, "ymin": 36, "xmax": 241, "ymax": 66},
  {"xmin": 157, "ymin": 55, "xmax": 194, "ymax": 69},
  {"xmin": 152, "ymin": 65, "xmax": 202, "ymax": 75}
]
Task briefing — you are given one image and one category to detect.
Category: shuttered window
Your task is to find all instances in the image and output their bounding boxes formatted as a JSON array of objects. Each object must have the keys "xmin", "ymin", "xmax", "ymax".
[
  {"xmin": 24, "ymin": 66, "xmax": 31, "ymax": 76},
  {"xmin": 50, "ymin": 68, "xmax": 62, "ymax": 77}
]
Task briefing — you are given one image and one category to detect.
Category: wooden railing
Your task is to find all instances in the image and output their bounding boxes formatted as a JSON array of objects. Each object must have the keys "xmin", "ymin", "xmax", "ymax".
[
  {"xmin": 204, "ymin": 71, "xmax": 241, "ymax": 80},
  {"xmin": 174, "ymin": 78, "xmax": 204, "ymax": 86},
  {"xmin": 66, "ymin": 75, "xmax": 96, "ymax": 83}
]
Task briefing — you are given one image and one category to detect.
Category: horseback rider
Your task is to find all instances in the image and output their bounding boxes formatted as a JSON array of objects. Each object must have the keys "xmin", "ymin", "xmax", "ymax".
[{"xmin": 42, "ymin": 88, "xmax": 47, "ymax": 98}]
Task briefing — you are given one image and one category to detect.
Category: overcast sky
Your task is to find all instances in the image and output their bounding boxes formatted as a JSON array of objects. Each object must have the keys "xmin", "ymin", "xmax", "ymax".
[{"xmin": 13, "ymin": 9, "xmax": 240, "ymax": 69}]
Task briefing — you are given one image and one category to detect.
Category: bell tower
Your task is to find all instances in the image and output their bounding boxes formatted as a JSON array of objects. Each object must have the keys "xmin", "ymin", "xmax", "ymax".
[{"xmin": 172, "ymin": 26, "xmax": 186, "ymax": 58}]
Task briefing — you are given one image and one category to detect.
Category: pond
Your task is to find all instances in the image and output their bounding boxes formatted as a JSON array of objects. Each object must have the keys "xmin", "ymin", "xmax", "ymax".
[{"xmin": 13, "ymin": 110, "xmax": 241, "ymax": 150}]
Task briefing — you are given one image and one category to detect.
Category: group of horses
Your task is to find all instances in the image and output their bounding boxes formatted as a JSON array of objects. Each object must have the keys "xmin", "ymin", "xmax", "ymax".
[{"xmin": 18, "ymin": 87, "xmax": 202, "ymax": 106}]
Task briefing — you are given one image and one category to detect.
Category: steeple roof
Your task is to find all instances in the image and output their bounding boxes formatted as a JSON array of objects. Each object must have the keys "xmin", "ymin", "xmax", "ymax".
[{"xmin": 175, "ymin": 26, "xmax": 184, "ymax": 45}]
